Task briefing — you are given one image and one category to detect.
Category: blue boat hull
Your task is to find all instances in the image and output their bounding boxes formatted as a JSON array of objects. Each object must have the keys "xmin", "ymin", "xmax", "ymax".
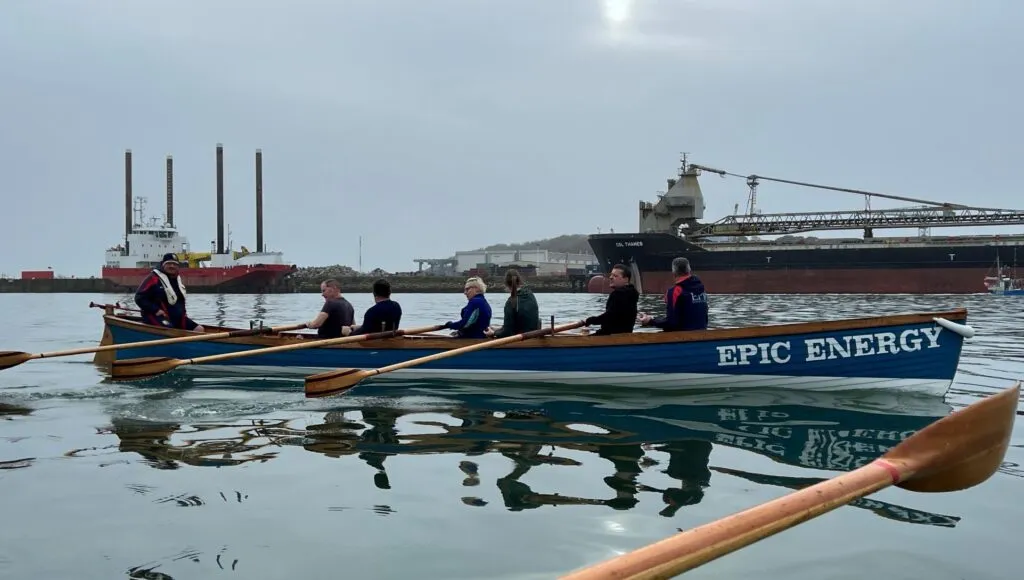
[{"xmin": 100, "ymin": 309, "xmax": 971, "ymax": 396}]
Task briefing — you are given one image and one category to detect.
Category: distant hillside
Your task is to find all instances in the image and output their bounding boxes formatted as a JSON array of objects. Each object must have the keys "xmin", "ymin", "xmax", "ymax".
[{"xmin": 475, "ymin": 234, "xmax": 592, "ymax": 255}]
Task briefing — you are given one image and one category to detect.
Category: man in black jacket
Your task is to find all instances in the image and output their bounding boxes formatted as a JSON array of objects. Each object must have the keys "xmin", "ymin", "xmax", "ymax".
[{"xmin": 582, "ymin": 264, "xmax": 640, "ymax": 335}]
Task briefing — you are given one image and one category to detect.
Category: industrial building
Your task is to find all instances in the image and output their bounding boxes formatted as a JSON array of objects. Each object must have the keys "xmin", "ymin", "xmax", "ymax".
[{"xmin": 415, "ymin": 249, "xmax": 599, "ymax": 277}]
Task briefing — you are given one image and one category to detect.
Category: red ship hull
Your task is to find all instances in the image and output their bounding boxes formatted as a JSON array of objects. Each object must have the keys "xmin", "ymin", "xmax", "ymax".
[
  {"xmin": 587, "ymin": 267, "xmax": 995, "ymax": 295},
  {"xmin": 102, "ymin": 264, "xmax": 296, "ymax": 292}
]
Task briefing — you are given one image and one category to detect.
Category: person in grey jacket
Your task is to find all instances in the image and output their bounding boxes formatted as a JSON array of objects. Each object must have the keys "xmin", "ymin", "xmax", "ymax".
[{"xmin": 486, "ymin": 268, "xmax": 541, "ymax": 338}]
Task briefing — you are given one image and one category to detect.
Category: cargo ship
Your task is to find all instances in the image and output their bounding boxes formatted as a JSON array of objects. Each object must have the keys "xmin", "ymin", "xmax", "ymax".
[
  {"xmin": 587, "ymin": 155, "xmax": 1024, "ymax": 295},
  {"xmin": 103, "ymin": 146, "xmax": 297, "ymax": 292}
]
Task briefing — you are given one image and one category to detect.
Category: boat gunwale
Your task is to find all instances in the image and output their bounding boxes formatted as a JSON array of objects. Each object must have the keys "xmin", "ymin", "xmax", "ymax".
[{"xmin": 100, "ymin": 308, "xmax": 969, "ymax": 351}]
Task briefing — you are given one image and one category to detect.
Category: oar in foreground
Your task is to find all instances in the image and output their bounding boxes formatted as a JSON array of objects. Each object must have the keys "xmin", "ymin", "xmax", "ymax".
[
  {"xmin": 304, "ymin": 319, "xmax": 587, "ymax": 398},
  {"xmin": 109, "ymin": 324, "xmax": 447, "ymax": 380},
  {"xmin": 0, "ymin": 321, "xmax": 310, "ymax": 372},
  {"xmin": 560, "ymin": 382, "xmax": 1021, "ymax": 580}
]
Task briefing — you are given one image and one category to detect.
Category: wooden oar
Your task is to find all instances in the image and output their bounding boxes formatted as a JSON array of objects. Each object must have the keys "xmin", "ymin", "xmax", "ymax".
[
  {"xmin": 0, "ymin": 321, "xmax": 309, "ymax": 371},
  {"xmin": 304, "ymin": 319, "xmax": 587, "ymax": 398},
  {"xmin": 109, "ymin": 324, "xmax": 447, "ymax": 380},
  {"xmin": 560, "ymin": 382, "xmax": 1021, "ymax": 580}
]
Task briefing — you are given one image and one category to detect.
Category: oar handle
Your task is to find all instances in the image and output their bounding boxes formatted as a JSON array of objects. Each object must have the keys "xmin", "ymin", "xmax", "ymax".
[
  {"xmin": 35, "ymin": 321, "xmax": 309, "ymax": 360},
  {"xmin": 179, "ymin": 324, "xmax": 447, "ymax": 366},
  {"xmin": 367, "ymin": 320, "xmax": 586, "ymax": 376}
]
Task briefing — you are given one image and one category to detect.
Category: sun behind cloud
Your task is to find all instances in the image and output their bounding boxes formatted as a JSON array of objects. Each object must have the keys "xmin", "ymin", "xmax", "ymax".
[
  {"xmin": 603, "ymin": 0, "xmax": 633, "ymax": 26},
  {"xmin": 595, "ymin": 0, "xmax": 710, "ymax": 53}
]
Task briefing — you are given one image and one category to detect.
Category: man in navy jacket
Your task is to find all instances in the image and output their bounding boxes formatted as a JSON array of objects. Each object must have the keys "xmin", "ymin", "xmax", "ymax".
[{"xmin": 639, "ymin": 257, "xmax": 708, "ymax": 331}]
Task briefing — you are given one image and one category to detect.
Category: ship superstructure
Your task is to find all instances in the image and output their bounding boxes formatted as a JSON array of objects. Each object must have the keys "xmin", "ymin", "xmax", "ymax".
[
  {"xmin": 588, "ymin": 154, "xmax": 1024, "ymax": 294},
  {"xmin": 102, "ymin": 146, "xmax": 296, "ymax": 291}
]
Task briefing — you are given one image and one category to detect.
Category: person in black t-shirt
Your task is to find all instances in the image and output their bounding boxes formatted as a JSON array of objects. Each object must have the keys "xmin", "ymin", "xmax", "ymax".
[
  {"xmin": 307, "ymin": 279, "xmax": 354, "ymax": 338},
  {"xmin": 346, "ymin": 278, "xmax": 403, "ymax": 335}
]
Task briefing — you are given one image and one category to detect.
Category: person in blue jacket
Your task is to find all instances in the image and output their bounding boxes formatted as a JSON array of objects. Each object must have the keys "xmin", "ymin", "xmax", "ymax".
[
  {"xmin": 639, "ymin": 257, "xmax": 709, "ymax": 331},
  {"xmin": 443, "ymin": 276, "xmax": 492, "ymax": 338}
]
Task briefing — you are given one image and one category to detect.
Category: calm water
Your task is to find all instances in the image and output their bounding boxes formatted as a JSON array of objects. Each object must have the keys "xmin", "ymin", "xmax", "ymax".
[{"xmin": 0, "ymin": 291, "xmax": 1021, "ymax": 580}]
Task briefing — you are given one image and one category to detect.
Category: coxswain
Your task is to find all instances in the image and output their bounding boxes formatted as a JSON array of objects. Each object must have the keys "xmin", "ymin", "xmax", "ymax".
[
  {"xmin": 134, "ymin": 253, "xmax": 205, "ymax": 332},
  {"xmin": 638, "ymin": 257, "xmax": 709, "ymax": 331},
  {"xmin": 582, "ymin": 264, "xmax": 640, "ymax": 335},
  {"xmin": 345, "ymin": 278, "xmax": 403, "ymax": 336},
  {"xmin": 307, "ymin": 279, "xmax": 355, "ymax": 339}
]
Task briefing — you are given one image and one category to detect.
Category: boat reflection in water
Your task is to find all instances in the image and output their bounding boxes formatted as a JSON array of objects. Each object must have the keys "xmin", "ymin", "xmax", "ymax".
[
  {"xmin": 1, "ymin": 400, "xmax": 34, "ymax": 472},
  {"xmin": 103, "ymin": 378, "xmax": 967, "ymax": 528}
]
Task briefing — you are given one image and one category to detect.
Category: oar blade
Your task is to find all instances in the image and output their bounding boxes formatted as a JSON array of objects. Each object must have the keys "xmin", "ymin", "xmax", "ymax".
[
  {"xmin": 109, "ymin": 356, "xmax": 181, "ymax": 381},
  {"xmin": 0, "ymin": 351, "xmax": 34, "ymax": 371},
  {"xmin": 304, "ymin": 368, "xmax": 366, "ymax": 398},
  {"xmin": 887, "ymin": 382, "xmax": 1019, "ymax": 493}
]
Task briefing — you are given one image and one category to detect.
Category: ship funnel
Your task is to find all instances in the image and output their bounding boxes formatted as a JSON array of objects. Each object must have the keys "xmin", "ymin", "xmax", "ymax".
[
  {"xmin": 216, "ymin": 143, "xmax": 225, "ymax": 254},
  {"xmin": 165, "ymin": 155, "xmax": 174, "ymax": 228},
  {"xmin": 255, "ymin": 148, "xmax": 263, "ymax": 253},
  {"xmin": 124, "ymin": 149, "xmax": 133, "ymax": 254}
]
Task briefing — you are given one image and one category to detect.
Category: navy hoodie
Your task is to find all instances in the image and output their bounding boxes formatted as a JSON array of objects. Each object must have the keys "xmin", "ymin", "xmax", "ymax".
[{"xmin": 651, "ymin": 275, "xmax": 708, "ymax": 331}]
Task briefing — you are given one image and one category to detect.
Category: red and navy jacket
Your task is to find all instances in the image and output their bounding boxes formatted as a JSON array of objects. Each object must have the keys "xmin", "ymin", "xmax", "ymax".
[
  {"xmin": 134, "ymin": 270, "xmax": 191, "ymax": 328},
  {"xmin": 651, "ymin": 274, "xmax": 708, "ymax": 331}
]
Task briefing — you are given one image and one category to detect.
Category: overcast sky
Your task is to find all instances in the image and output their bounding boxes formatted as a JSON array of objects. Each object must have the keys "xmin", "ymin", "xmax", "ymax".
[{"xmin": 1, "ymin": 0, "xmax": 1021, "ymax": 277}]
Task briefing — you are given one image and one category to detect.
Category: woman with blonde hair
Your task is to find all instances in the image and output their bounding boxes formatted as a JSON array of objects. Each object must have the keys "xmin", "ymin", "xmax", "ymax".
[
  {"xmin": 486, "ymin": 268, "xmax": 540, "ymax": 338},
  {"xmin": 442, "ymin": 276, "xmax": 492, "ymax": 338}
]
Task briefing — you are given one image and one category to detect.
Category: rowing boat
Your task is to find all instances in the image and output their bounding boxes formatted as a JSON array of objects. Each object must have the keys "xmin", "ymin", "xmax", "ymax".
[{"xmin": 95, "ymin": 307, "xmax": 973, "ymax": 395}]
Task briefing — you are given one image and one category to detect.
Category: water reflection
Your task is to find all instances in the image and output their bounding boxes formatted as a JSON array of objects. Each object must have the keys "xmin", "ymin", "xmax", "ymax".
[
  {"xmin": 252, "ymin": 293, "xmax": 268, "ymax": 322},
  {"xmin": 0, "ymin": 400, "xmax": 34, "ymax": 471},
  {"xmin": 213, "ymin": 294, "xmax": 229, "ymax": 327},
  {"xmin": 127, "ymin": 546, "xmax": 238, "ymax": 579},
  {"xmin": 99, "ymin": 380, "xmax": 966, "ymax": 528},
  {"xmin": 0, "ymin": 401, "xmax": 32, "ymax": 419}
]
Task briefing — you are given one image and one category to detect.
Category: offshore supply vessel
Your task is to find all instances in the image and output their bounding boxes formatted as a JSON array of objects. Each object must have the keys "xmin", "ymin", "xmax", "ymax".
[
  {"xmin": 103, "ymin": 146, "xmax": 297, "ymax": 292},
  {"xmin": 587, "ymin": 155, "xmax": 1024, "ymax": 295}
]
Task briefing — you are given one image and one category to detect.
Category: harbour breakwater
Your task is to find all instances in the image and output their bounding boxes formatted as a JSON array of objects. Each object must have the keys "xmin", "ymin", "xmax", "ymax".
[
  {"xmin": 0, "ymin": 272, "xmax": 591, "ymax": 294},
  {"xmin": 0, "ymin": 278, "xmax": 117, "ymax": 293}
]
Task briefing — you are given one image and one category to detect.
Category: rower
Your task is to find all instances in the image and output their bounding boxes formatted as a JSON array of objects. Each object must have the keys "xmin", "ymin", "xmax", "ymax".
[
  {"xmin": 345, "ymin": 279, "xmax": 403, "ymax": 336},
  {"xmin": 443, "ymin": 277, "xmax": 492, "ymax": 338},
  {"xmin": 486, "ymin": 268, "xmax": 541, "ymax": 338},
  {"xmin": 638, "ymin": 257, "xmax": 709, "ymax": 331},
  {"xmin": 134, "ymin": 253, "xmax": 205, "ymax": 332},
  {"xmin": 582, "ymin": 264, "xmax": 639, "ymax": 335},
  {"xmin": 307, "ymin": 279, "xmax": 355, "ymax": 339}
]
